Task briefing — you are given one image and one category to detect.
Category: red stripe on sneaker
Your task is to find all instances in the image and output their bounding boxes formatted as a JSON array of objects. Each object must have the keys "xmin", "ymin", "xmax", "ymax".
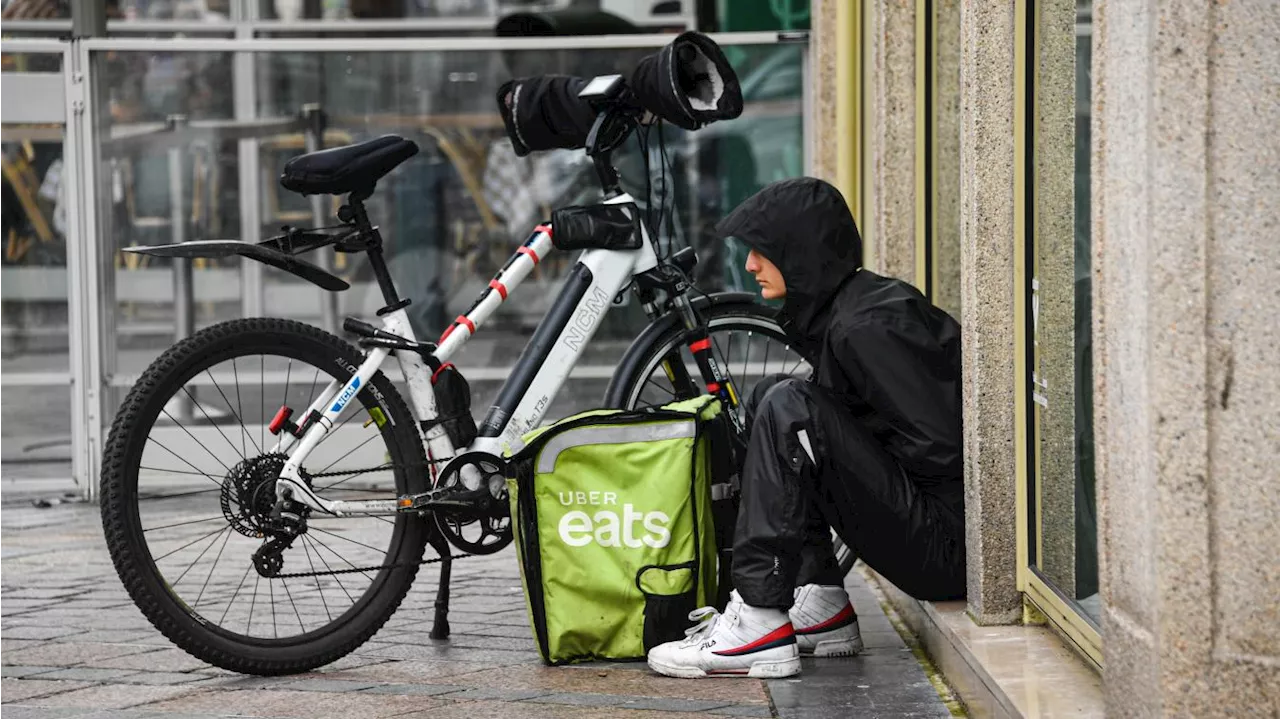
[
  {"xmin": 712, "ymin": 623, "xmax": 796, "ymax": 657},
  {"xmin": 706, "ymin": 669, "xmax": 751, "ymax": 675},
  {"xmin": 795, "ymin": 603, "xmax": 857, "ymax": 635}
]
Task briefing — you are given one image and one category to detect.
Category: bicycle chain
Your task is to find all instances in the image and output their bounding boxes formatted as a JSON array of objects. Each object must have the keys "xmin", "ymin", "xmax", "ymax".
[{"xmin": 268, "ymin": 460, "xmax": 480, "ymax": 579}]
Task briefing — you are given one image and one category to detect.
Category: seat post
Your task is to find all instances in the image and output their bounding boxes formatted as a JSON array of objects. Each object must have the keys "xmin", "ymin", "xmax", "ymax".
[{"xmin": 347, "ymin": 194, "xmax": 407, "ymax": 313}]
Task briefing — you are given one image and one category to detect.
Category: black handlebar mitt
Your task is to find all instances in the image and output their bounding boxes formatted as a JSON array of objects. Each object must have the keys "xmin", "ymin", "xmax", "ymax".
[
  {"xmin": 629, "ymin": 31, "xmax": 743, "ymax": 131},
  {"xmin": 496, "ymin": 75, "xmax": 597, "ymax": 157}
]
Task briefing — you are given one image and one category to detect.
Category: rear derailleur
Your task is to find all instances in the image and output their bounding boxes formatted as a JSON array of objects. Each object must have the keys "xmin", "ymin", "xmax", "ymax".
[{"xmin": 252, "ymin": 497, "xmax": 309, "ymax": 578}]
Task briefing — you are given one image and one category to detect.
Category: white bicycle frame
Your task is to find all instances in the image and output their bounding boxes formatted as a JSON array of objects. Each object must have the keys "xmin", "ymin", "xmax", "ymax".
[{"xmin": 274, "ymin": 193, "xmax": 659, "ymax": 516}]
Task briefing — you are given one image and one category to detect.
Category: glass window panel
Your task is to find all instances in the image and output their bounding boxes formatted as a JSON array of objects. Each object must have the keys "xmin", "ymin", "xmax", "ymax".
[
  {"xmin": 91, "ymin": 41, "xmax": 805, "ymax": 424},
  {"xmin": 92, "ymin": 50, "xmax": 240, "ymax": 397},
  {"xmin": 255, "ymin": 43, "xmax": 803, "ymax": 419},
  {"xmin": 0, "ymin": 386, "xmax": 74, "ymax": 487},
  {"xmin": 1028, "ymin": 0, "xmax": 1097, "ymax": 626}
]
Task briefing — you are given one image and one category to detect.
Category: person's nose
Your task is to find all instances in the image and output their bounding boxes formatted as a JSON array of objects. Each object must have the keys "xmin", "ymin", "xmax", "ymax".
[{"xmin": 745, "ymin": 250, "xmax": 760, "ymax": 273}]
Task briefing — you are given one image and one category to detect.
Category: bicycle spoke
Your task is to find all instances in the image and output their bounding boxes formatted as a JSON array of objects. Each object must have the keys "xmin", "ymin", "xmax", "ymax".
[
  {"xmin": 219, "ymin": 560, "xmax": 256, "ymax": 625},
  {"xmin": 308, "ymin": 367, "xmax": 320, "ymax": 411},
  {"xmin": 145, "ymin": 438, "xmax": 224, "ymax": 489},
  {"xmin": 303, "ymin": 535, "xmax": 358, "ymax": 604},
  {"xmin": 283, "ymin": 359, "xmax": 292, "ymax": 414},
  {"xmin": 144, "ymin": 515, "xmax": 227, "ymax": 533},
  {"xmin": 711, "ymin": 335, "xmax": 741, "ymax": 406},
  {"xmin": 165, "ymin": 526, "xmax": 228, "ymax": 584},
  {"xmin": 278, "ymin": 577, "xmax": 306, "ymax": 633},
  {"xmin": 232, "ymin": 355, "xmax": 259, "ymax": 452},
  {"xmin": 138, "ymin": 485, "xmax": 223, "ymax": 502},
  {"xmin": 742, "ymin": 331, "xmax": 752, "ymax": 386},
  {"xmin": 247, "ymin": 571, "xmax": 259, "ymax": 635},
  {"xmin": 181, "ymin": 385, "xmax": 245, "ymax": 462},
  {"xmin": 305, "ymin": 531, "xmax": 375, "ymax": 582},
  {"xmin": 314, "ymin": 433, "xmax": 381, "ymax": 478},
  {"xmin": 309, "ymin": 526, "xmax": 388, "ymax": 555},
  {"xmin": 208, "ymin": 368, "xmax": 257, "ymax": 458},
  {"xmin": 194, "ymin": 527, "xmax": 235, "ymax": 608},
  {"xmin": 300, "ymin": 536, "xmax": 332, "ymax": 622},
  {"xmin": 160, "ymin": 408, "xmax": 233, "ymax": 474},
  {"xmin": 140, "ymin": 466, "xmax": 221, "ymax": 478},
  {"xmin": 269, "ymin": 576, "xmax": 277, "ymax": 638},
  {"xmin": 153, "ymin": 525, "xmax": 228, "ymax": 564}
]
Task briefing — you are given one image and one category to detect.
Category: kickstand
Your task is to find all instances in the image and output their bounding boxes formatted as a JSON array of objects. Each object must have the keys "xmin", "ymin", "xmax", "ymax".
[{"xmin": 429, "ymin": 532, "xmax": 452, "ymax": 640}]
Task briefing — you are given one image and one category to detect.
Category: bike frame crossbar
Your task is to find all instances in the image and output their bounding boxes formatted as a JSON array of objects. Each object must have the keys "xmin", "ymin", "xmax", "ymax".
[{"xmin": 274, "ymin": 195, "xmax": 658, "ymax": 517}]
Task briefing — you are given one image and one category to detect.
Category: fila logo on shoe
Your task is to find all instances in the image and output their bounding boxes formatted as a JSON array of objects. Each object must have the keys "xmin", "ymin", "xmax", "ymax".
[{"xmin": 711, "ymin": 624, "xmax": 797, "ymax": 657}]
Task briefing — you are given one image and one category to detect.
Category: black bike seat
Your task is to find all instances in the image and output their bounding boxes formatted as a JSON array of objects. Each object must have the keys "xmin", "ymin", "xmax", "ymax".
[{"xmin": 280, "ymin": 135, "xmax": 418, "ymax": 197}]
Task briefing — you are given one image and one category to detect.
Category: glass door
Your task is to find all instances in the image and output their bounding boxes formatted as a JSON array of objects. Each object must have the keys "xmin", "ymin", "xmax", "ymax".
[{"xmin": 1015, "ymin": 0, "xmax": 1101, "ymax": 668}]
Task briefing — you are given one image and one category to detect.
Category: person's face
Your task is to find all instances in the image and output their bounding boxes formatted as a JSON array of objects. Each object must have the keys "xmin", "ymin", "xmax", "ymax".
[{"xmin": 745, "ymin": 248, "xmax": 786, "ymax": 300}]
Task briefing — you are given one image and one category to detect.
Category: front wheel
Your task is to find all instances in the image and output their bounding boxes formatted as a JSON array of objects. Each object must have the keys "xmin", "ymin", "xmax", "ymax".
[{"xmin": 604, "ymin": 300, "xmax": 857, "ymax": 577}]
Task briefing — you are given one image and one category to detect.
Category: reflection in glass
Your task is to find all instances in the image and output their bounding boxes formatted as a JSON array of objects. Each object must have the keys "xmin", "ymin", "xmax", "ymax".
[
  {"xmin": 1071, "ymin": 0, "xmax": 1098, "ymax": 623},
  {"xmin": 1027, "ymin": 0, "xmax": 1097, "ymax": 627},
  {"xmin": 92, "ymin": 42, "xmax": 805, "ymax": 424}
]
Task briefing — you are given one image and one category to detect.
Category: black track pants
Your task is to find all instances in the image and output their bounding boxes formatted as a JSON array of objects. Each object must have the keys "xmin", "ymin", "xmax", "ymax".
[{"xmin": 732, "ymin": 377, "xmax": 966, "ymax": 608}]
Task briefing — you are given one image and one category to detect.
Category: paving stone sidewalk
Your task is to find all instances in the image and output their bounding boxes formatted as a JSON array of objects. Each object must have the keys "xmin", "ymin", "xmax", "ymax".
[{"xmin": 1, "ymin": 495, "xmax": 960, "ymax": 718}]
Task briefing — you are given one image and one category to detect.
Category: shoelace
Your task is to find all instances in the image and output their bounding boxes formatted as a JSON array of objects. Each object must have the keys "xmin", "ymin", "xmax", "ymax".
[{"xmin": 681, "ymin": 605, "xmax": 744, "ymax": 646}]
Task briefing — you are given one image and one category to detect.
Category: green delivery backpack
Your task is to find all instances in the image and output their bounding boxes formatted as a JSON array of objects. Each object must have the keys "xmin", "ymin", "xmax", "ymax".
[{"xmin": 505, "ymin": 395, "xmax": 722, "ymax": 665}]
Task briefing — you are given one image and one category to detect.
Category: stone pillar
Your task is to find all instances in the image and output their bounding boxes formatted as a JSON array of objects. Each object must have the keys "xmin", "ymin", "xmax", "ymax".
[
  {"xmin": 1093, "ymin": 0, "xmax": 1280, "ymax": 714},
  {"xmin": 809, "ymin": 0, "xmax": 840, "ymax": 186},
  {"xmin": 958, "ymin": 0, "xmax": 1021, "ymax": 625},
  {"xmin": 931, "ymin": 0, "xmax": 963, "ymax": 319},
  {"xmin": 866, "ymin": 0, "xmax": 918, "ymax": 280}
]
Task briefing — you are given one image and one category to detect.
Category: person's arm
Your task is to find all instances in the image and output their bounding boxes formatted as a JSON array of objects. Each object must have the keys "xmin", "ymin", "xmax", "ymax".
[{"xmin": 832, "ymin": 315, "xmax": 962, "ymax": 477}]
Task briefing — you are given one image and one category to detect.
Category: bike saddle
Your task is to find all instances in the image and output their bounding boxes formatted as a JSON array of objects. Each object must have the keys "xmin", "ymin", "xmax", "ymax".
[{"xmin": 280, "ymin": 135, "xmax": 418, "ymax": 197}]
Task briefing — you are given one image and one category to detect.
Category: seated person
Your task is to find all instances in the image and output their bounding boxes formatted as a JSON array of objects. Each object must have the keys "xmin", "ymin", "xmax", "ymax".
[{"xmin": 648, "ymin": 177, "xmax": 966, "ymax": 679}]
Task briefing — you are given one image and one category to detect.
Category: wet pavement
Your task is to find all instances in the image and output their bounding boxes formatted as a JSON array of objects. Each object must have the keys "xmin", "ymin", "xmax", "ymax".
[{"xmin": 1, "ymin": 488, "xmax": 961, "ymax": 718}]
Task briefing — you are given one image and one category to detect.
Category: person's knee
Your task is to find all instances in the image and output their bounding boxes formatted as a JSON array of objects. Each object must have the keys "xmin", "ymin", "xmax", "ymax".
[{"xmin": 755, "ymin": 377, "xmax": 810, "ymax": 421}]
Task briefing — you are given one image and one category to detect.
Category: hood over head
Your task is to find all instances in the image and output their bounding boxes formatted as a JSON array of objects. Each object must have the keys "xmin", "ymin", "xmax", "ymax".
[{"xmin": 714, "ymin": 177, "xmax": 862, "ymax": 358}]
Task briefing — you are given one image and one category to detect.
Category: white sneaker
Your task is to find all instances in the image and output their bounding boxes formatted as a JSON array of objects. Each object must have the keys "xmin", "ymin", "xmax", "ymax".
[
  {"xmin": 647, "ymin": 591, "xmax": 801, "ymax": 679},
  {"xmin": 790, "ymin": 584, "xmax": 864, "ymax": 657}
]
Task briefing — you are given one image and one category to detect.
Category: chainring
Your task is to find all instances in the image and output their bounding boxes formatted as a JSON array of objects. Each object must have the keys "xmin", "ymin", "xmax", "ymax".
[{"xmin": 432, "ymin": 452, "xmax": 513, "ymax": 555}]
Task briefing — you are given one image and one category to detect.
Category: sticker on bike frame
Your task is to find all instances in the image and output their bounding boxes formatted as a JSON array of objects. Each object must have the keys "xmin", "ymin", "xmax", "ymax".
[{"xmin": 330, "ymin": 376, "xmax": 362, "ymax": 413}]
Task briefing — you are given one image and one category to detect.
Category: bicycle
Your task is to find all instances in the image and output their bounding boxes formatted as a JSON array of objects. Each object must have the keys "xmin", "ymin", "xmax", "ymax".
[{"xmin": 101, "ymin": 65, "xmax": 854, "ymax": 677}]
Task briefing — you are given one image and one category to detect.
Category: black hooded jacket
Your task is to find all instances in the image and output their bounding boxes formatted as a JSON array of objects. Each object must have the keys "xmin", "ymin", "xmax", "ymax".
[{"xmin": 715, "ymin": 178, "xmax": 963, "ymax": 497}]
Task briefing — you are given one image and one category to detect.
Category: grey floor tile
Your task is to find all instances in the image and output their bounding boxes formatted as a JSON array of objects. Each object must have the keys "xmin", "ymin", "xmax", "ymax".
[{"xmin": 359, "ymin": 683, "xmax": 465, "ymax": 696}]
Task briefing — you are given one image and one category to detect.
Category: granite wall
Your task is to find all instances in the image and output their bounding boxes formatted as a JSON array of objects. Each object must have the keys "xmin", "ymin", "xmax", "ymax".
[{"xmin": 1093, "ymin": 0, "xmax": 1280, "ymax": 713}]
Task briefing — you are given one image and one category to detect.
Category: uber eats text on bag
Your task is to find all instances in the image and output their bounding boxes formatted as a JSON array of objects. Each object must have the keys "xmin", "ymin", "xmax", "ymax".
[{"xmin": 506, "ymin": 396, "xmax": 722, "ymax": 665}]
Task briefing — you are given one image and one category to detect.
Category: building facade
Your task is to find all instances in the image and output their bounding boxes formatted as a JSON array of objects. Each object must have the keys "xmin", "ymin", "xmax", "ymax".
[{"xmin": 811, "ymin": 0, "xmax": 1280, "ymax": 715}]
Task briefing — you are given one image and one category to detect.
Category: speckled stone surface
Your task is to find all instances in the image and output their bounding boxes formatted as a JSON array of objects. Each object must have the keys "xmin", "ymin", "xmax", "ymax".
[
  {"xmin": 1093, "ymin": 0, "xmax": 1280, "ymax": 715},
  {"xmin": 931, "ymin": 0, "xmax": 963, "ymax": 319},
  {"xmin": 958, "ymin": 0, "xmax": 1021, "ymax": 625},
  {"xmin": 868, "ymin": 0, "xmax": 920, "ymax": 283},
  {"xmin": 810, "ymin": 0, "xmax": 840, "ymax": 186}
]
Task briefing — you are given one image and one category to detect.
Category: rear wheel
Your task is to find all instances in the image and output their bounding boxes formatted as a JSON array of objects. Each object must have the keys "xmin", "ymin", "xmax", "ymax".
[
  {"xmin": 604, "ymin": 301, "xmax": 857, "ymax": 578},
  {"xmin": 101, "ymin": 318, "xmax": 430, "ymax": 675}
]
